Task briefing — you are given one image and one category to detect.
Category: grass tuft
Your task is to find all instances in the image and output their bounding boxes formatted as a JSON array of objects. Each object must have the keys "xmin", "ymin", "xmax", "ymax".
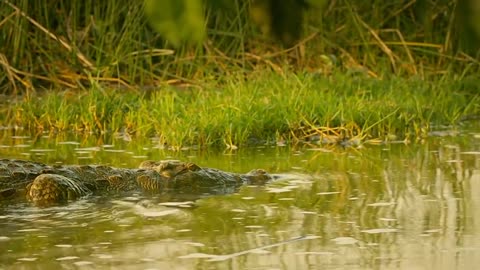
[{"xmin": 5, "ymin": 72, "xmax": 478, "ymax": 148}]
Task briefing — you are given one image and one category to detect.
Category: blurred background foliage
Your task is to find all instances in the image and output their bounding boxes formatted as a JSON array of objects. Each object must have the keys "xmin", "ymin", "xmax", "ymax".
[{"xmin": 0, "ymin": 0, "xmax": 478, "ymax": 93}]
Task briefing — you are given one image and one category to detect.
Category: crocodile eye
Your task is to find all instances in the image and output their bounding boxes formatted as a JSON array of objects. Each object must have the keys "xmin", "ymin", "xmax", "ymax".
[
  {"xmin": 248, "ymin": 169, "xmax": 267, "ymax": 175},
  {"xmin": 161, "ymin": 170, "xmax": 174, "ymax": 178},
  {"xmin": 186, "ymin": 163, "xmax": 201, "ymax": 171},
  {"xmin": 256, "ymin": 169, "xmax": 267, "ymax": 175},
  {"xmin": 138, "ymin": 160, "xmax": 155, "ymax": 169},
  {"xmin": 158, "ymin": 163, "xmax": 167, "ymax": 170}
]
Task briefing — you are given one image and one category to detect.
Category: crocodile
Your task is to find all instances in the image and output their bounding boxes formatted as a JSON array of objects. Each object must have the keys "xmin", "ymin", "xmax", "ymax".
[{"xmin": 0, "ymin": 159, "xmax": 274, "ymax": 206}]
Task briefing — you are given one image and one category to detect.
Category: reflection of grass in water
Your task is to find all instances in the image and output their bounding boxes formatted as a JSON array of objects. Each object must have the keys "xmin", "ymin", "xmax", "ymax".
[
  {"xmin": 8, "ymin": 73, "xmax": 479, "ymax": 148},
  {"xmin": 191, "ymin": 140, "xmax": 472, "ymax": 246}
]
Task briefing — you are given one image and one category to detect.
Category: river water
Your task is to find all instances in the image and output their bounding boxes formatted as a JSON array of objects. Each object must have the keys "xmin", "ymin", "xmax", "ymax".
[{"xmin": 0, "ymin": 124, "xmax": 479, "ymax": 270}]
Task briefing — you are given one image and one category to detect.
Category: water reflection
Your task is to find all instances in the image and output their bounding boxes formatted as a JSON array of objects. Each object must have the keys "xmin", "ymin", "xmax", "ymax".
[{"xmin": 0, "ymin": 126, "xmax": 479, "ymax": 269}]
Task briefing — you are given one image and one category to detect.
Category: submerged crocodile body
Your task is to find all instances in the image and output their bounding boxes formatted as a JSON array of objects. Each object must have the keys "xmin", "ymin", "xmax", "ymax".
[{"xmin": 0, "ymin": 159, "xmax": 273, "ymax": 206}]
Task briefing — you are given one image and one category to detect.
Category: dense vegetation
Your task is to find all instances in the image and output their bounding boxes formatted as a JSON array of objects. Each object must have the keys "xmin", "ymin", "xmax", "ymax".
[
  {"xmin": 5, "ymin": 73, "xmax": 477, "ymax": 149},
  {"xmin": 0, "ymin": 0, "xmax": 478, "ymax": 147},
  {"xmin": 1, "ymin": 0, "xmax": 478, "ymax": 92}
]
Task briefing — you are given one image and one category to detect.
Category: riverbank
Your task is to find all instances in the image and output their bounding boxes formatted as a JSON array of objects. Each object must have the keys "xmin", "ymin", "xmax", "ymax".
[{"xmin": 2, "ymin": 72, "xmax": 478, "ymax": 149}]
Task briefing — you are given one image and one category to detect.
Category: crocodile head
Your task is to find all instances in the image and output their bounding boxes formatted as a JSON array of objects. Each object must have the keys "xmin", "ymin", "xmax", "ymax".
[
  {"xmin": 139, "ymin": 160, "xmax": 201, "ymax": 178},
  {"xmin": 244, "ymin": 169, "xmax": 273, "ymax": 184}
]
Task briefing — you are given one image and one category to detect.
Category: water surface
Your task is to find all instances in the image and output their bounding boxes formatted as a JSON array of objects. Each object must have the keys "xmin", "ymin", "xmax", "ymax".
[{"xmin": 0, "ymin": 126, "xmax": 479, "ymax": 269}]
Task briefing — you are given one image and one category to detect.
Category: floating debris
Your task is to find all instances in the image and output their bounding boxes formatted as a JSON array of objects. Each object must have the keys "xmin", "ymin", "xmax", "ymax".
[
  {"xmin": 55, "ymin": 244, "xmax": 73, "ymax": 248},
  {"xmin": 367, "ymin": 202, "xmax": 395, "ymax": 207},
  {"xmin": 361, "ymin": 228, "xmax": 398, "ymax": 234},
  {"xmin": 179, "ymin": 235, "xmax": 320, "ymax": 261},
  {"xmin": 331, "ymin": 237, "xmax": 359, "ymax": 245},
  {"xmin": 56, "ymin": 256, "xmax": 79, "ymax": 261},
  {"xmin": 73, "ymin": 261, "xmax": 94, "ymax": 266},
  {"xmin": 317, "ymin": 191, "xmax": 341, "ymax": 195},
  {"xmin": 17, "ymin": 257, "xmax": 37, "ymax": 262}
]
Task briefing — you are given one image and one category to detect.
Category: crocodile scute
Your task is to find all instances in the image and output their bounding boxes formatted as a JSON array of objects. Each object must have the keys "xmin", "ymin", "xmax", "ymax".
[
  {"xmin": 26, "ymin": 174, "xmax": 91, "ymax": 206},
  {"xmin": 0, "ymin": 159, "xmax": 275, "ymax": 206}
]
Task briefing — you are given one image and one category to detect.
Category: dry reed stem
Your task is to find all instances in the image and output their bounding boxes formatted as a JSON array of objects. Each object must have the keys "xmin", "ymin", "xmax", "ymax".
[
  {"xmin": 3, "ymin": 0, "xmax": 95, "ymax": 70},
  {"xmin": 0, "ymin": 54, "xmax": 19, "ymax": 93},
  {"xmin": 336, "ymin": 47, "xmax": 378, "ymax": 78},
  {"xmin": 0, "ymin": 59, "xmax": 78, "ymax": 89},
  {"xmin": 0, "ymin": 9, "xmax": 16, "ymax": 28},
  {"xmin": 243, "ymin": 52, "xmax": 284, "ymax": 76},
  {"xmin": 357, "ymin": 18, "xmax": 398, "ymax": 73},
  {"xmin": 260, "ymin": 32, "xmax": 318, "ymax": 58},
  {"xmin": 379, "ymin": 0, "xmax": 416, "ymax": 27},
  {"xmin": 380, "ymin": 29, "xmax": 417, "ymax": 75}
]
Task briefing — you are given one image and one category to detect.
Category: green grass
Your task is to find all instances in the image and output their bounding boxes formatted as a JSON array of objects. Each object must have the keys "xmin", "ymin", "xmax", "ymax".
[{"xmin": 5, "ymin": 71, "xmax": 479, "ymax": 149}]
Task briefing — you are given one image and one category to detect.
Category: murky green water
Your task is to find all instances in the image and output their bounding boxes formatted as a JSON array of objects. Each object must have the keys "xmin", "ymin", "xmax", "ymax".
[{"xmin": 0, "ymin": 126, "xmax": 480, "ymax": 270}]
